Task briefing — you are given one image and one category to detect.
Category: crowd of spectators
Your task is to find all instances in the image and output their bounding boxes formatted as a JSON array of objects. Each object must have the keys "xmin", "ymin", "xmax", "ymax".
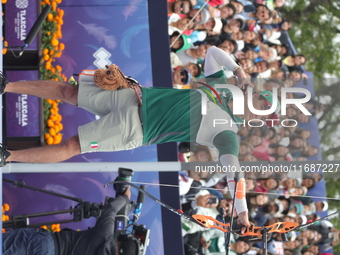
[
  {"xmin": 168, "ymin": 0, "xmax": 310, "ymax": 88},
  {"xmin": 168, "ymin": 0, "xmax": 334, "ymax": 254},
  {"xmin": 168, "ymin": 0, "xmax": 326, "ymax": 163},
  {"xmin": 179, "ymin": 168, "xmax": 338, "ymax": 255}
]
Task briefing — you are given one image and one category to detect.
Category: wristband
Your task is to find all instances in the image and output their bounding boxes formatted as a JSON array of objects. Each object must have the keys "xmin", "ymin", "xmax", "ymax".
[{"xmin": 233, "ymin": 66, "xmax": 242, "ymax": 75}]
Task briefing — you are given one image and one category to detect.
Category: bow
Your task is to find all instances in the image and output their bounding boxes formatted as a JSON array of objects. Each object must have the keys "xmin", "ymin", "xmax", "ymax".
[{"xmin": 108, "ymin": 180, "xmax": 340, "ymax": 255}]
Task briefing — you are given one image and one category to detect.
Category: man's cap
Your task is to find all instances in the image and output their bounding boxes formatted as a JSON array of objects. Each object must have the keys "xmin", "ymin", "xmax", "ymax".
[
  {"xmin": 212, "ymin": 17, "xmax": 223, "ymax": 33},
  {"xmin": 294, "ymin": 202, "xmax": 303, "ymax": 214},
  {"xmin": 288, "ymin": 231, "xmax": 297, "ymax": 241},
  {"xmin": 321, "ymin": 201, "xmax": 328, "ymax": 211},
  {"xmin": 287, "ymin": 212, "xmax": 296, "ymax": 219},
  {"xmin": 268, "ymin": 47, "xmax": 278, "ymax": 62},
  {"xmin": 274, "ymin": 199, "xmax": 284, "ymax": 214},
  {"xmin": 309, "ymin": 203, "xmax": 316, "ymax": 213},
  {"xmin": 236, "ymin": 18, "xmax": 246, "ymax": 30},
  {"xmin": 284, "ymin": 198, "xmax": 293, "ymax": 214},
  {"xmin": 176, "ymin": 34, "xmax": 193, "ymax": 52},
  {"xmin": 182, "ymin": 68, "xmax": 192, "ymax": 85},
  {"xmin": 301, "ymin": 186, "xmax": 308, "ymax": 195},
  {"xmin": 278, "ymin": 197, "xmax": 291, "ymax": 215},
  {"xmin": 295, "ymin": 178, "xmax": 302, "ymax": 187},
  {"xmin": 236, "ymin": 40, "xmax": 244, "ymax": 51},
  {"xmin": 299, "ymin": 214, "xmax": 307, "ymax": 225},
  {"xmin": 199, "ymin": 8, "xmax": 211, "ymax": 24},
  {"xmin": 258, "ymin": 90, "xmax": 280, "ymax": 127},
  {"xmin": 195, "ymin": 63, "xmax": 203, "ymax": 78}
]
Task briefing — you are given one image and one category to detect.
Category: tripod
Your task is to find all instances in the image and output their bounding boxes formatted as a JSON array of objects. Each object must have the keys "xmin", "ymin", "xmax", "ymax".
[{"xmin": 3, "ymin": 178, "xmax": 104, "ymax": 229}]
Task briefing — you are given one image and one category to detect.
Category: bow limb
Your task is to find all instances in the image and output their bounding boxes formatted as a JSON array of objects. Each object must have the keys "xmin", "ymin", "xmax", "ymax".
[
  {"xmin": 111, "ymin": 180, "xmax": 203, "ymax": 226},
  {"xmin": 192, "ymin": 214, "xmax": 230, "ymax": 232},
  {"xmin": 293, "ymin": 209, "xmax": 340, "ymax": 231}
]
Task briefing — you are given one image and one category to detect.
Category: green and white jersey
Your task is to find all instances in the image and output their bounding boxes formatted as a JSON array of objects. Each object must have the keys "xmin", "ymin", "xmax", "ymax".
[
  {"xmin": 141, "ymin": 69, "xmax": 243, "ymax": 157},
  {"xmin": 201, "ymin": 229, "xmax": 237, "ymax": 255},
  {"xmin": 142, "ymin": 46, "xmax": 248, "ymax": 214}
]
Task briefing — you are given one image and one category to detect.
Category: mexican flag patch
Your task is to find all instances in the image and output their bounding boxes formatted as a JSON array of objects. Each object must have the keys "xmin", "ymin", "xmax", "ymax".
[{"xmin": 91, "ymin": 142, "xmax": 99, "ymax": 148}]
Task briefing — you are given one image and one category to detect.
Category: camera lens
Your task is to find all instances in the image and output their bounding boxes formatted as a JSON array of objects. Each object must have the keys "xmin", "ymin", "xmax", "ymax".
[{"xmin": 114, "ymin": 168, "xmax": 134, "ymax": 196}]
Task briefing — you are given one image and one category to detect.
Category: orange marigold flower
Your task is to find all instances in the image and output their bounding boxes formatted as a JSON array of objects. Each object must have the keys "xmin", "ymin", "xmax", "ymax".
[
  {"xmin": 49, "ymin": 127, "xmax": 56, "ymax": 136},
  {"xmin": 58, "ymin": 9, "xmax": 64, "ymax": 18},
  {"xmin": 57, "ymin": 31, "xmax": 62, "ymax": 39},
  {"xmin": 51, "ymin": 101, "xmax": 58, "ymax": 108},
  {"xmin": 46, "ymin": 62, "xmax": 52, "ymax": 70},
  {"xmin": 59, "ymin": 43, "xmax": 65, "ymax": 50},
  {"xmin": 47, "ymin": 13, "xmax": 53, "ymax": 22},
  {"xmin": 3, "ymin": 203, "xmax": 10, "ymax": 212},
  {"xmin": 47, "ymin": 119, "xmax": 54, "ymax": 127},
  {"xmin": 53, "ymin": 133, "xmax": 62, "ymax": 144},
  {"xmin": 54, "ymin": 125, "xmax": 60, "ymax": 133},
  {"xmin": 51, "ymin": 224, "xmax": 60, "ymax": 231},
  {"xmin": 57, "ymin": 122, "xmax": 63, "ymax": 130},
  {"xmin": 51, "ymin": 39, "xmax": 59, "ymax": 47},
  {"xmin": 50, "ymin": 108, "xmax": 57, "ymax": 115},
  {"xmin": 43, "ymin": 54, "xmax": 50, "ymax": 61},
  {"xmin": 51, "ymin": 2, "xmax": 57, "ymax": 11},
  {"xmin": 50, "ymin": 115, "xmax": 58, "ymax": 121},
  {"xmin": 46, "ymin": 136, "xmax": 54, "ymax": 144}
]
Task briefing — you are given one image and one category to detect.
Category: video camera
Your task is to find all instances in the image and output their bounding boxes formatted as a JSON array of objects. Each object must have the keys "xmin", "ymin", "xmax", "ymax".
[
  {"xmin": 111, "ymin": 168, "xmax": 150, "ymax": 255},
  {"xmin": 3, "ymin": 167, "xmax": 150, "ymax": 255}
]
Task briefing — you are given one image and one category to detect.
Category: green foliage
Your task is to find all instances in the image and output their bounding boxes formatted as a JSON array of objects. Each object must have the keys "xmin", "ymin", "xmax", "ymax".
[
  {"xmin": 325, "ymin": 175, "xmax": 340, "ymax": 252},
  {"xmin": 315, "ymin": 82, "xmax": 340, "ymax": 159},
  {"xmin": 281, "ymin": 0, "xmax": 340, "ymax": 78}
]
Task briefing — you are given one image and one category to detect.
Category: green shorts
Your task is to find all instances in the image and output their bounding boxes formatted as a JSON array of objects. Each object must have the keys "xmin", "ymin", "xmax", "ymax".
[{"xmin": 77, "ymin": 77, "xmax": 143, "ymax": 153}]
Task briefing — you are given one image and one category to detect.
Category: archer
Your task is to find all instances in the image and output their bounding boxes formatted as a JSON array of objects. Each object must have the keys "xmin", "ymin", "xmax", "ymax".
[{"xmin": 0, "ymin": 46, "xmax": 280, "ymax": 227}]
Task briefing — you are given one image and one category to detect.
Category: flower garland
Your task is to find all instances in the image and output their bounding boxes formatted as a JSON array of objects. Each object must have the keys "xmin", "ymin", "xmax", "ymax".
[
  {"xmin": 40, "ymin": 0, "xmax": 66, "ymax": 145},
  {"xmin": 2, "ymin": 0, "xmax": 8, "ymax": 54},
  {"xmin": 2, "ymin": 203, "xmax": 10, "ymax": 233}
]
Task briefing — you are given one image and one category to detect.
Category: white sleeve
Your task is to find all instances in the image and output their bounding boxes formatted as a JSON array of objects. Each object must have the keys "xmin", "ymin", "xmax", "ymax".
[
  {"xmin": 219, "ymin": 154, "xmax": 248, "ymax": 214},
  {"xmin": 203, "ymin": 172, "xmax": 226, "ymax": 187},
  {"xmin": 204, "ymin": 46, "xmax": 240, "ymax": 77},
  {"xmin": 320, "ymin": 220, "xmax": 333, "ymax": 229},
  {"xmin": 202, "ymin": 228, "xmax": 225, "ymax": 241}
]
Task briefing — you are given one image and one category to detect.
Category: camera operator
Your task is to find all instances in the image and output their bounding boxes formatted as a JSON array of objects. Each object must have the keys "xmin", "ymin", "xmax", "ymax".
[{"xmin": 2, "ymin": 186, "xmax": 134, "ymax": 255}]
